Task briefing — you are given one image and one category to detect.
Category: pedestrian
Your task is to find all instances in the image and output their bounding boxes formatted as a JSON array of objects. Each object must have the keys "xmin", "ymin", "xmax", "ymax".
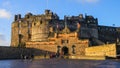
[{"xmin": 44, "ymin": 53, "xmax": 47, "ymax": 59}]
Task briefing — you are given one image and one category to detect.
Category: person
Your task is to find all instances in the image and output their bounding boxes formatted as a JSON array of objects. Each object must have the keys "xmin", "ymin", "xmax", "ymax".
[
  {"xmin": 50, "ymin": 54, "xmax": 52, "ymax": 58},
  {"xmin": 24, "ymin": 55, "xmax": 27, "ymax": 60},
  {"xmin": 56, "ymin": 52, "xmax": 60, "ymax": 58},
  {"xmin": 20, "ymin": 54, "xmax": 23, "ymax": 59},
  {"xmin": 44, "ymin": 53, "xmax": 47, "ymax": 59},
  {"xmin": 31, "ymin": 54, "xmax": 34, "ymax": 59},
  {"xmin": 60, "ymin": 52, "xmax": 64, "ymax": 58}
]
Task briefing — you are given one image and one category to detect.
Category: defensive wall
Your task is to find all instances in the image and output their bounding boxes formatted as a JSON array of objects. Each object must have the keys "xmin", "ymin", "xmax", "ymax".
[
  {"xmin": 0, "ymin": 46, "xmax": 52, "ymax": 59},
  {"xmin": 0, "ymin": 44, "xmax": 120, "ymax": 60},
  {"xmin": 26, "ymin": 39, "xmax": 89, "ymax": 56},
  {"xmin": 85, "ymin": 44, "xmax": 118, "ymax": 58}
]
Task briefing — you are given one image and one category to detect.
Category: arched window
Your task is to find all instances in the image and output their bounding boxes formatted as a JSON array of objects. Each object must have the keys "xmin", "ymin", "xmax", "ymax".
[
  {"xmin": 40, "ymin": 20, "xmax": 42, "ymax": 24},
  {"xmin": 72, "ymin": 45, "xmax": 76, "ymax": 54}
]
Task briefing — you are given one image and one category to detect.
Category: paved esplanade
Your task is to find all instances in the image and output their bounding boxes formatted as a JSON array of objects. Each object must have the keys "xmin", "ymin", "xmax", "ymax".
[{"xmin": 0, "ymin": 59, "xmax": 120, "ymax": 68}]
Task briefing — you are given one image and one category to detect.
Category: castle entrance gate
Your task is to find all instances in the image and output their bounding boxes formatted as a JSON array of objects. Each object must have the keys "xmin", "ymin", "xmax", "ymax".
[{"xmin": 62, "ymin": 46, "xmax": 69, "ymax": 55}]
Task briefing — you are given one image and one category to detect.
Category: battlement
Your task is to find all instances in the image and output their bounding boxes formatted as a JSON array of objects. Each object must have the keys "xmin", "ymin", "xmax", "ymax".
[
  {"xmin": 64, "ymin": 14, "xmax": 98, "ymax": 25},
  {"xmin": 13, "ymin": 10, "xmax": 59, "ymax": 23},
  {"xmin": 45, "ymin": 10, "xmax": 51, "ymax": 15},
  {"xmin": 14, "ymin": 14, "xmax": 21, "ymax": 21}
]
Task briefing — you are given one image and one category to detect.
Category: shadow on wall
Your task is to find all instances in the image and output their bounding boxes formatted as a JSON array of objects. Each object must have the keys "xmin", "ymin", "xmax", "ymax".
[{"xmin": 0, "ymin": 46, "xmax": 54, "ymax": 60}]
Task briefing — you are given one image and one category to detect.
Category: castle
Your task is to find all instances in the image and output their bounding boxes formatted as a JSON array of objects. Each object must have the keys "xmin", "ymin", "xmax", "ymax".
[{"xmin": 11, "ymin": 10, "xmax": 120, "ymax": 58}]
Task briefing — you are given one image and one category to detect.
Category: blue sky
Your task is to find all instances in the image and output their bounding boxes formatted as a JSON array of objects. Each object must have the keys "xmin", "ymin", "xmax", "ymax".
[{"xmin": 0, "ymin": 0, "xmax": 120, "ymax": 46}]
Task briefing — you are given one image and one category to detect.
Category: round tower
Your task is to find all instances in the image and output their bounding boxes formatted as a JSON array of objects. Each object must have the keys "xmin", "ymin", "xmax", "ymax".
[{"xmin": 31, "ymin": 19, "xmax": 49, "ymax": 41}]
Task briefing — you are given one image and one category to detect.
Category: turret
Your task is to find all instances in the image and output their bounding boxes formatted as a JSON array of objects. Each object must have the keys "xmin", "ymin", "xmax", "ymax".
[
  {"xmin": 45, "ymin": 10, "xmax": 50, "ymax": 15},
  {"xmin": 14, "ymin": 14, "xmax": 21, "ymax": 21},
  {"xmin": 31, "ymin": 19, "xmax": 49, "ymax": 41},
  {"xmin": 25, "ymin": 13, "xmax": 33, "ymax": 18},
  {"xmin": 79, "ymin": 14, "xmax": 83, "ymax": 19}
]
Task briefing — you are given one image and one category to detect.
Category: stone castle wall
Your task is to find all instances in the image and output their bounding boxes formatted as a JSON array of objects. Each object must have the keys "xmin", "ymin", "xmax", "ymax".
[
  {"xmin": 0, "ymin": 46, "xmax": 58, "ymax": 59},
  {"xmin": 31, "ymin": 20, "xmax": 49, "ymax": 41},
  {"xmin": 26, "ymin": 39, "xmax": 89, "ymax": 56},
  {"xmin": 11, "ymin": 22, "xmax": 19, "ymax": 47},
  {"xmin": 0, "ymin": 46, "xmax": 33, "ymax": 59},
  {"xmin": 11, "ymin": 15, "xmax": 33, "ymax": 47},
  {"xmin": 85, "ymin": 44, "xmax": 117, "ymax": 58}
]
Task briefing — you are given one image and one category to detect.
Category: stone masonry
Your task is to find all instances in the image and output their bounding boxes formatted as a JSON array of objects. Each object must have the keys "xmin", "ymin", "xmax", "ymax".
[{"xmin": 11, "ymin": 10, "xmax": 120, "ymax": 58}]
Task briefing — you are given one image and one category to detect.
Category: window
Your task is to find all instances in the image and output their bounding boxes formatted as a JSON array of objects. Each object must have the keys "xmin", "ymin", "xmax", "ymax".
[
  {"xmin": 34, "ymin": 23, "xmax": 36, "ymax": 26},
  {"xmin": 61, "ymin": 40, "xmax": 65, "ymax": 44},
  {"xmin": 40, "ymin": 21, "xmax": 42, "ymax": 24},
  {"xmin": 67, "ymin": 40, "xmax": 69, "ymax": 43},
  {"xmin": 88, "ymin": 20, "xmax": 90, "ymax": 23},
  {"xmin": 61, "ymin": 40, "xmax": 69, "ymax": 44},
  {"xmin": 72, "ymin": 45, "xmax": 76, "ymax": 54},
  {"xmin": 28, "ymin": 34, "xmax": 31, "ymax": 40}
]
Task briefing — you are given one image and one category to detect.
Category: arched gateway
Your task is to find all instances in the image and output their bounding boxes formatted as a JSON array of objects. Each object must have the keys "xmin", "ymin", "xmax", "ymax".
[{"xmin": 62, "ymin": 46, "xmax": 69, "ymax": 55}]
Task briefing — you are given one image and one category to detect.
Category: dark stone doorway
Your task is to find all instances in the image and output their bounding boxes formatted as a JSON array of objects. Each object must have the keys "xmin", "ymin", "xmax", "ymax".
[
  {"xmin": 62, "ymin": 46, "xmax": 69, "ymax": 55},
  {"xmin": 57, "ymin": 46, "xmax": 61, "ymax": 54}
]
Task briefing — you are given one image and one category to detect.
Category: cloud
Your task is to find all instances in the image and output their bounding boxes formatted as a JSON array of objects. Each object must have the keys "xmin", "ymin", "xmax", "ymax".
[
  {"xmin": 0, "ymin": 34, "xmax": 10, "ymax": 46},
  {"xmin": 0, "ymin": 9, "xmax": 11, "ymax": 19}
]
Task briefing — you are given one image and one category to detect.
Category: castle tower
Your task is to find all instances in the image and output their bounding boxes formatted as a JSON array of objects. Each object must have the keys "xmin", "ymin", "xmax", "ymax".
[
  {"xmin": 31, "ymin": 10, "xmax": 59, "ymax": 41},
  {"xmin": 11, "ymin": 13, "xmax": 33, "ymax": 47},
  {"xmin": 31, "ymin": 19, "xmax": 49, "ymax": 41}
]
